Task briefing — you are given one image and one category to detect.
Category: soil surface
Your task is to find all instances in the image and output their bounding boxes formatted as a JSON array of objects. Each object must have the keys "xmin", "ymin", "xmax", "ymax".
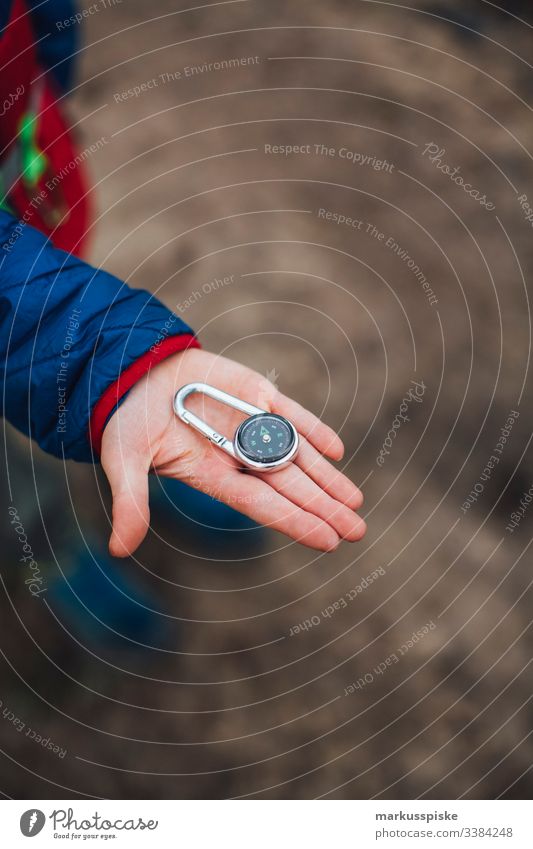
[{"xmin": 1, "ymin": 0, "xmax": 533, "ymax": 799}]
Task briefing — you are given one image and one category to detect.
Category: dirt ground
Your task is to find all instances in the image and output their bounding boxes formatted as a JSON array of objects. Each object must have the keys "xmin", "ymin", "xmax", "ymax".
[{"xmin": 1, "ymin": 0, "xmax": 533, "ymax": 799}]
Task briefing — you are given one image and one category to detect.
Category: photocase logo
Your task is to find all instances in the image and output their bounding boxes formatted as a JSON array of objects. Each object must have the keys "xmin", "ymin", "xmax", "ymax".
[
  {"xmin": 20, "ymin": 809, "xmax": 46, "ymax": 837},
  {"xmin": 256, "ymin": 368, "xmax": 280, "ymax": 409}
]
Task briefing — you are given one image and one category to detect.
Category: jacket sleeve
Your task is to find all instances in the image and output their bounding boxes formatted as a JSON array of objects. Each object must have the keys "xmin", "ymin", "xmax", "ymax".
[{"xmin": 0, "ymin": 211, "xmax": 199, "ymax": 462}]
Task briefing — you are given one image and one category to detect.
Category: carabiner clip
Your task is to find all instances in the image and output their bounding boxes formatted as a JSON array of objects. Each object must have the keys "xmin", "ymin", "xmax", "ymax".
[{"xmin": 173, "ymin": 383, "xmax": 299, "ymax": 471}]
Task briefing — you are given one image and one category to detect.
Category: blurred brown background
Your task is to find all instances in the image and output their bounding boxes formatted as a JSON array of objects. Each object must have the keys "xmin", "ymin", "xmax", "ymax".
[{"xmin": 1, "ymin": 0, "xmax": 533, "ymax": 799}]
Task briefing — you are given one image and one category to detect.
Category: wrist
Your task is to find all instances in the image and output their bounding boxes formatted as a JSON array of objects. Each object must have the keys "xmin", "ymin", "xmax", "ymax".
[{"xmin": 89, "ymin": 333, "xmax": 201, "ymax": 457}]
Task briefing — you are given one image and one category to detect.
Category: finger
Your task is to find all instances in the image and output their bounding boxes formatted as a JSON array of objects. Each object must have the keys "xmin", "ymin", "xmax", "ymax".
[
  {"xmin": 296, "ymin": 437, "xmax": 364, "ymax": 510},
  {"xmin": 179, "ymin": 468, "xmax": 341, "ymax": 552},
  {"xmin": 272, "ymin": 392, "xmax": 344, "ymax": 460},
  {"xmin": 256, "ymin": 463, "xmax": 366, "ymax": 542},
  {"xmin": 102, "ymin": 450, "xmax": 151, "ymax": 558}
]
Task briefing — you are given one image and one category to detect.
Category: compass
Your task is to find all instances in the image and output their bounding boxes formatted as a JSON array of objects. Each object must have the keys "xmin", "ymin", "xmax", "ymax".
[
  {"xmin": 174, "ymin": 383, "xmax": 300, "ymax": 471},
  {"xmin": 235, "ymin": 414, "xmax": 296, "ymax": 466}
]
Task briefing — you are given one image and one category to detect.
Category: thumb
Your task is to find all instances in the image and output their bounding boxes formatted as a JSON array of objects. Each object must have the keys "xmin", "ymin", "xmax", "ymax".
[{"xmin": 102, "ymin": 449, "xmax": 151, "ymax": 558}]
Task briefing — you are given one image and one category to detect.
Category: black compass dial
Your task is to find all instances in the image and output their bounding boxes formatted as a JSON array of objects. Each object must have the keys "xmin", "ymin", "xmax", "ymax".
[{"xmin": 236, "ymin": 414, "xmax": 295, "ymax": 464}]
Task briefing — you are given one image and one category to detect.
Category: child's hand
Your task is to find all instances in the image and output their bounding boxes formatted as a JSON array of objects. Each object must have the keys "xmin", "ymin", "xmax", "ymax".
[{"xmin": 101, "ymin": 348, "xmax": 366, "ymax": 557}]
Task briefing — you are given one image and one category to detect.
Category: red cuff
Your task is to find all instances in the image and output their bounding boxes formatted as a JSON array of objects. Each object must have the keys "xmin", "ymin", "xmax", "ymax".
[{"xmin": 88, "ymin": 333, "xmax": 200, "ymax": 457}]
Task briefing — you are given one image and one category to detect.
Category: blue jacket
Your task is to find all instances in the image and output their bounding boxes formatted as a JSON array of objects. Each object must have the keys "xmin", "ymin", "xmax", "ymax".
[
  {"xmin": 0, "ymin": 1, "xmax": 196, "ymax": 462},
  {"xmin": 0, "ymin": 211, "xmax": 195, "ymax": 462}
]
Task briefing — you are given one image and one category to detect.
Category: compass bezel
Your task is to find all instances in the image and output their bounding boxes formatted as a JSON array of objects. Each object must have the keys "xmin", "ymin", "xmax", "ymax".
[{"xmin": 234, "ymin": 413, "xmax": 299, "ymax": 471}]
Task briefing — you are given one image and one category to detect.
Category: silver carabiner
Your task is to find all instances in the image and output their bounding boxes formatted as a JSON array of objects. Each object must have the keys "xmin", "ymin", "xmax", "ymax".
[{"xmin": 173, "ymin": 383, "xmax": 299, "ymax": 472}]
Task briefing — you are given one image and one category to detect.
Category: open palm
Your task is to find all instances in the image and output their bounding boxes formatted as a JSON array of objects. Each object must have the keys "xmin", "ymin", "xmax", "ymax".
[{"xmin": 101, "ymin": 348, "xmax": 366, "ymax": 557}]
